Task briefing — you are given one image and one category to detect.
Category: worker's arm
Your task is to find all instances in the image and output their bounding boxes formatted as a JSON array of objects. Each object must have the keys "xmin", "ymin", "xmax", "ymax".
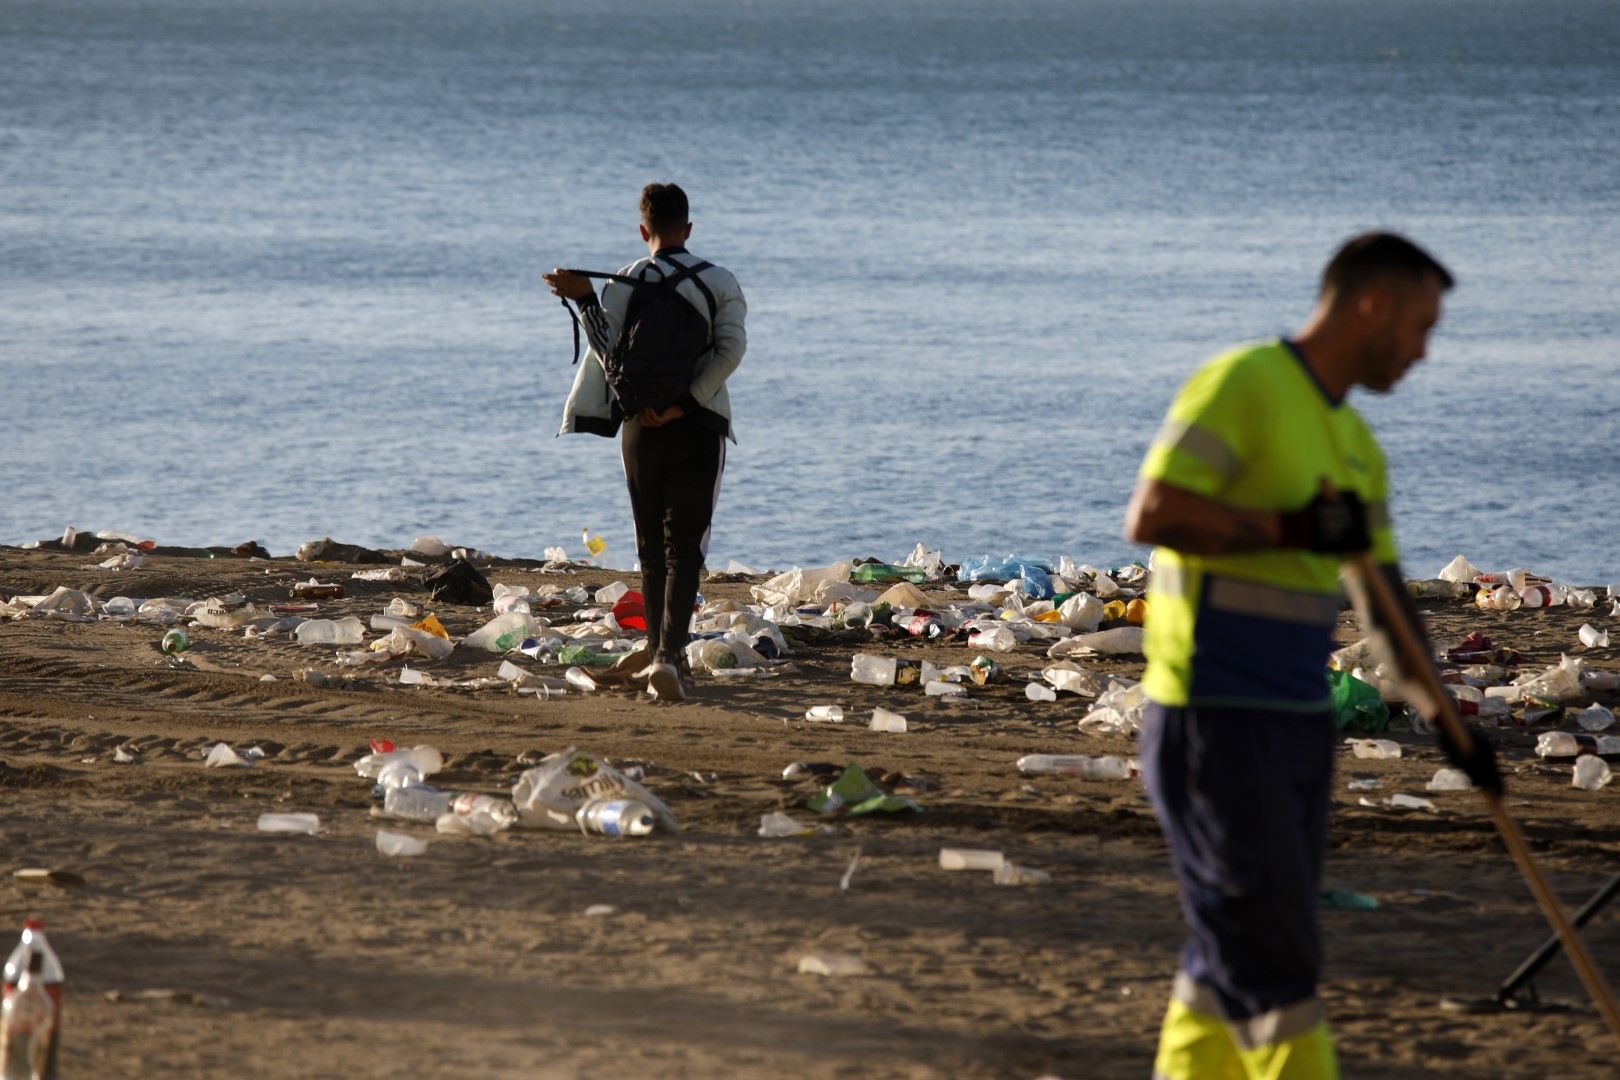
[{"xmin": 1124, "ymin": 478, "xmax": 1283, "ymax": 554}]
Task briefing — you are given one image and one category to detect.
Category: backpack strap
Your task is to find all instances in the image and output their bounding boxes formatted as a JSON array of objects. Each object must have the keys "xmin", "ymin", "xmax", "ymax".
[{"xmin": 558, "ymin": 260, "xmax": 719, "ymax": 365}]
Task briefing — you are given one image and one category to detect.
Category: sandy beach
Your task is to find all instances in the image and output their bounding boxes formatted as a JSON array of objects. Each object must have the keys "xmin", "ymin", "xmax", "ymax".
[{"xmin": 1, "ymin": 542, "xmax": 1616, "ymax": 1078}]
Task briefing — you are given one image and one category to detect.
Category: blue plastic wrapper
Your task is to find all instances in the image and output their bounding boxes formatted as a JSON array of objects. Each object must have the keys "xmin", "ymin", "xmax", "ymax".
[{"xmin": 956, "ymin": 554, "xmax": 1055, "ymax": 600}]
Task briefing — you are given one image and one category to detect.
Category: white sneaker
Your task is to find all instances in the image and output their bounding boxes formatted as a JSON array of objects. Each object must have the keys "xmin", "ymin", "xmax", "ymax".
[{"xmin": 646, "ymin": 661, "xmax": 685, "ymax": 702}]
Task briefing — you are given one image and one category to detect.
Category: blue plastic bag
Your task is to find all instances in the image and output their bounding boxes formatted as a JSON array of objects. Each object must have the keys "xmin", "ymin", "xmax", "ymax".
[{"xmin": 957, "ymin": 554, "xmax": 1055, "ymax": 600}]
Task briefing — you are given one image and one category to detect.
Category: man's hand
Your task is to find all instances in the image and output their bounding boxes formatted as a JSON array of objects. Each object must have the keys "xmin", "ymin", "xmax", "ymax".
[
  {"xmin": 542, "ymin": 268, "xmax": 595, "ymax": 301},
  {"xmin": 638, "ymin": 405, "xmax": 686, "ymax": 428},
  {"xmin": 1438, "ymin": 724, "xmax": 1504, "ymax": 795},
  {"xmin": 1277, "ymin": 485, "xmax": 1371, "ymax": 553}
]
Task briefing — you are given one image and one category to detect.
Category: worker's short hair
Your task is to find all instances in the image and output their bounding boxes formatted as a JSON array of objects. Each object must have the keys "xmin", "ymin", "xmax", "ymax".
[
  {"xmin": 1321, "ymin": 232, "xmax": 1454, "ymax": 305},
  {"xmin": 640, "ymin": 183, "xmax": 689, "ymax": 234}
]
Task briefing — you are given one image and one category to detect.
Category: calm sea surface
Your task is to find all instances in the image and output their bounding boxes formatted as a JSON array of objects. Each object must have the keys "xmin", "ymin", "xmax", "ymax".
[{"xmin": 3, "ymin": 0, "xmax": 1617, "ymax": 579}]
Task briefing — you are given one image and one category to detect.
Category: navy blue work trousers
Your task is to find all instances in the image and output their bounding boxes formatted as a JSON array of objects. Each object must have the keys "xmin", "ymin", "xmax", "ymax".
[{"xmin": 1140, "ymin": 702, "xmax": 1337, "ymax": 1021}]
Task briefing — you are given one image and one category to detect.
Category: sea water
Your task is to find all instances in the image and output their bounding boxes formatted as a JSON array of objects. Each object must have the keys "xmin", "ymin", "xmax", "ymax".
[{"xmin": 3, "ymin": 0, "xmax": 1617, "ymax": 579}]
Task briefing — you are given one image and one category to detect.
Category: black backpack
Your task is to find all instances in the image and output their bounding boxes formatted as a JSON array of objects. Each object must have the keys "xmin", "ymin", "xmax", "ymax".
[{"xmin": 561, "ymin": 256, "xmax": 717, "ymax": 414}]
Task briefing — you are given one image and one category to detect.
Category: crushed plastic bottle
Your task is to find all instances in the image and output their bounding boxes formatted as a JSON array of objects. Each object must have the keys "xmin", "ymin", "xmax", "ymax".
[
  {"xmin": 381, "ymin": 786, "xmax": 452, "ymax": 823},
  {"xmin": 804, "ymin": 705, "xmax": 844, "ymax": 723},
  {"xmin": 294, "ymin": 617, "xmax": 365, "ymax": 646},
  {"xmin": 1016, "ymin": 754, "xmax": 1134, "ymax": 780}
]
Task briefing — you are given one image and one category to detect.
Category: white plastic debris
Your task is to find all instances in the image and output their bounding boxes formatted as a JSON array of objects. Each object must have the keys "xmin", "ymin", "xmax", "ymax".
[
  {"xmin": 257, "ymin": 813, "xmax": 320, "ymax": 834},
  {"xmin": 204, "ymin": 743, "xmax": 264, "ymax": 768},
  {"xmin": 1573, "ymin": 757, "xmax": 1613, "ymax": 791},
  {"xmin": 1048, "ymin": 626, "xmax": 1145, "ymax": 658},
  {"xmin": 1576, "ymin": 704, "xmax": 1616, "ymax": 732},
  {"xmin": 1349, "ymin": 739, "xmax": 1401, "ymax": 760},
  {"xmin": 804, "ymin": 705, "xmax": 844, "ymax": 723},
  {"xmin": 939, "ymin": 848, "xmax": 1005, "ymax": 872},
  {"xmin": 758, "ymin": 812, "xmax": 815, "ymax": 838},
  {"xmin": 375, "ymin": 830, "xmax": 429, "ymax": 857},
  {"xmin": 1437, "ymin": 555, "xmax": 1482, "ymax": 583},
  {"xmin": 1388, "ymin": 794, "xmax": 1435, "ymax": 811},
  {"xmin": 1425, "ymin": 768, "xmax": 1472, "ymax": 792},
  {"xmin": 1579, "ymin": 624, "xmax": 1610, "ymax": 649},
  {"xmin": 1024, "ymin": 682, "xmax": 1057, "ymax": 702},
  {"xmin": 869, "ymin": 707, "xmax": 908, "ymax": 733},
  {"xmin": 797, "ymin": 954, "xmax": 869, "ymax": 977}
]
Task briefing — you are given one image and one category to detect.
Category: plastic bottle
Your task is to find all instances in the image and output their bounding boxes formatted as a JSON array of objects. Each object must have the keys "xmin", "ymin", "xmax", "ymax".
[
  {"xmin": 2, "ymin": 922, "xmax": 62, "ymax": 1080},
  {"xmin": 1, "ymin": 953, "xmax": 54, "ymax": 1080},
  {"xmin": 447, "ymin": 793, "xmax": 519, "ymax": 830},
  {"xmin": 1015, "ymin": 754, "xmax": 1134, "ymax": 780},
  {"xmin": 381, "ymin": 786, "xmax": 452, "ymax": 823},
  {"xmin": 294, "ymin": 617, "xmax": 365, "ymax": 646},
  {"xmin": 374, "ymin": 760, "xmax": 425, "ymax": 791},
  {"xmin": 1519, "ymin": 584, "xmax": 1563, "ymax": 608},
  {"xmin": 850, "ymin": 654, "xmax": 897, "ymax": 686},
  {"xmin": 896, "ymin": 613, "xmax": 944, "ymax": 639},
  {"xmin": 804, "ymin": 705, "xmax": 845, "ymax": 722},
  {"xmin": 576, "ymin": 797, "xmax": 656, "ymax": 837},
  {"xmin": 353, "ymin": 745, "xmax": 443, "ymax": 780},
  {"xmin": 1024, "ymin": 683, "xmax": 1058, "ymax": 702},
  {"xmin": 160, "ymin": 629, "xmax": 189, "ymax": 655}
]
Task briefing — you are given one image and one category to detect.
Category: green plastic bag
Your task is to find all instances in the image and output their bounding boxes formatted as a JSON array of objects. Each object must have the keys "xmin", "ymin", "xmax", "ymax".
[
  {"xmin": 1327, "ymin": 669, "xmax": 1389, "ymax": 734},
  {"xmin": 806, "ymin": 763, "xmax": 920, "ymax": 816}
]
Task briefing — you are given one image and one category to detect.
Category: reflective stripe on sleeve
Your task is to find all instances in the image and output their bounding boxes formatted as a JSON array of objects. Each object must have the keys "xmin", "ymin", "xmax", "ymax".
[
  {"xmin": 1205, "ymin": 577, "xmax": 1343, "ymax": 626},
  {"xmin": 1153, "ymin": 419, "xmax": 1241, "ymax": 483}
]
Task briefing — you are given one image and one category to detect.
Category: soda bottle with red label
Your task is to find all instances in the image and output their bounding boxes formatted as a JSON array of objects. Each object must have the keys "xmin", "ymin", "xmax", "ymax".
[{"xmin": 2, "ymin": 921, "xmax": 63, "ymax": 1079}]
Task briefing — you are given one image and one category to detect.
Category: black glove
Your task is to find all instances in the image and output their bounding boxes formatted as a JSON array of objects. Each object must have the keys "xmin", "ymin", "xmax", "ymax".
[
  {"xmin": 1438, "ymin": 724, "xmax": 1504, "ymax": 795},
  {"xmin": 1277, "ymin": 489, "xmax": 1371, "ymax": 553}
]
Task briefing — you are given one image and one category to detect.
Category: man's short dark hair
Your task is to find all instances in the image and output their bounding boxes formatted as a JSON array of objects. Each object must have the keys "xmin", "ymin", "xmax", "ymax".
[
  {"xmin": 640, "ymin": 183, "xmax": 689, "ymax": 234},
  {"xmin": 1321, "ymin": 231, "xmax": 1454, "ymax": 304}
]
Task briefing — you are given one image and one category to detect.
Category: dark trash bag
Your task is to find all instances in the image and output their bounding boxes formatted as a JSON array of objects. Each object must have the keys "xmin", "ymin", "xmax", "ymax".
[{"xmin": 423, "ymin": 558, "xmax": 493, "ymax": 605}]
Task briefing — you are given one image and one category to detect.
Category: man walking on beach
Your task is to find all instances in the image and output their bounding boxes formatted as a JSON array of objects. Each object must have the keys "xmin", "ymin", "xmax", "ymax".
[
  {"xmin": 1123, "ymin": 232, "xmax": 1498, "ymax": 1079},
  {"xmin": 544, "ymin": 183, "xmax": 747, "ymax": 702}
]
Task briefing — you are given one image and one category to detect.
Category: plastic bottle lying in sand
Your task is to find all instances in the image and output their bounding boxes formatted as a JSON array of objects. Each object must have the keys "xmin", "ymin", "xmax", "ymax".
[
  {"xmin": 160, "ymin": 629, "xmax": 189, "ymax": 655},
  {"xmin": 849, "ymin": 655, "xmax": 933, "ymax": 687},
  {"xmin": 576, "ymin": 797, "xmax": 656, "ymax": 837},
  {"xmin": 896, "ymin": 612, "xmax": 945, "ymax": 639},
  {"xmin": 1519, "ymin": 584, "xmax": 1565, "ymax": 608},
  {"xmin": 382, "ymin": 786, "xmax": 453, "ymax": 823},
  {"xmin": 3, "ymin": 922, "xmax": 63, "ymax": 1080},
  {"xmin": 1016, "ymin": 754, "xmax": 1133, "ymax": 780},
  {"xmin": 294, "ymin": 617, "xmax": 365, "ymax": 646}
]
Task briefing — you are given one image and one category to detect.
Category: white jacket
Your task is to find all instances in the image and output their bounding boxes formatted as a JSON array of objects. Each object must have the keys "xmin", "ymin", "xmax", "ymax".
[{"xmin": 557, "ymin": 247, "xmax": 747, "ymax": 442}]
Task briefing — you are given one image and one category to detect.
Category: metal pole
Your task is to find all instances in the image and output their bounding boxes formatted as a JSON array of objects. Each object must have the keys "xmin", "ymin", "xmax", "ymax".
[{"xmin": 1498, "ymin": 872, "xmax": 1620, "ymax": 1005}]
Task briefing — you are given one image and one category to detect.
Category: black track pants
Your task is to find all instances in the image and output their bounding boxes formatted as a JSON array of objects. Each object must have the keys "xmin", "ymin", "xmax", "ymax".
[{"xmin": 620, "ymin": 416, "xmax": 725, "ymax": 663}]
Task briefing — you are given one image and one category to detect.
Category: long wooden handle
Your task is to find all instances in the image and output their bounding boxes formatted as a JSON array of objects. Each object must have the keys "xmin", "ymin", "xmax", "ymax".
[{"xmin": 1346, "ymin": 555, "xmax": 1620, "ymax": 1043}]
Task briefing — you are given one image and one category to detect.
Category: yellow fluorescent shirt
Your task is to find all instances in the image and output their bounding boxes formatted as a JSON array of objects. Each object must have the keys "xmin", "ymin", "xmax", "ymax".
[{"xmin": 1138, "ymin": 340, "xmax": 1398, "ymax": 709}]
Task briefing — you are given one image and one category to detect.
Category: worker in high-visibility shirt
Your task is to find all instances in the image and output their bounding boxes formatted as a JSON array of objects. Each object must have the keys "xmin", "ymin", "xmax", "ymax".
[{"xmin": 1124, "ymin": 232, "xmax": 1501, "ymax": 1080}]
